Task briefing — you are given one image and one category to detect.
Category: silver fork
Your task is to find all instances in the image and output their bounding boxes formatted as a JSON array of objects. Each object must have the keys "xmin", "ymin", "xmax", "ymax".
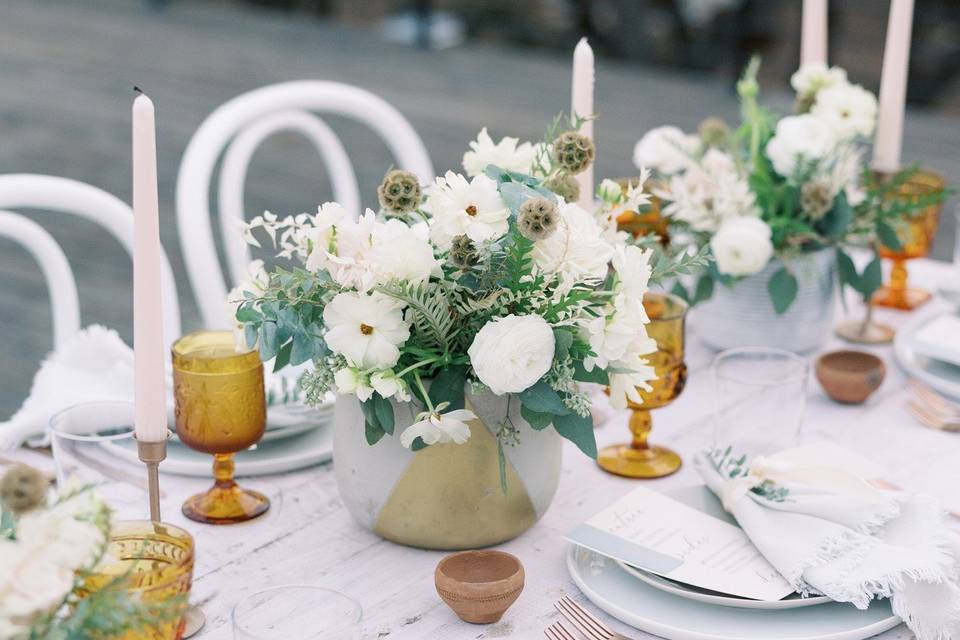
[
  {"xmin": 555, "ymin": 595, "xmax": 632, "ymax": 640},
  {"xmin": 907, "ymin": 399, "xmax": 960, "ymax": 432},
  {"xmin": 545, "ymin": 622, "xmax": 578, "ymax": 640}
]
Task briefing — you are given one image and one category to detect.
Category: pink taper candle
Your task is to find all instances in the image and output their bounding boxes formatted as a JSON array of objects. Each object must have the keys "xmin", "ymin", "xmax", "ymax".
[
  {"xmin": 571, "ymin": 37, "xmax": 594, "ymax": 210},
  {"xmin": 132, "ymin": 90, "xmax": 167, "ymax": 443},
  {"xmin": 873, "ymin": 0, "xmax": 915, "ymax": 173},
  {"xmin": 800, "ymin": 0, "xmax": 828, "ymax": 66}
]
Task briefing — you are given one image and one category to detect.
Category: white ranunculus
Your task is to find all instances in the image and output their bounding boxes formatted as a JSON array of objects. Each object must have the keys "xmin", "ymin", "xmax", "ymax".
[
  {"xmin": 304, "ymin": 202, "xmax": 350, "ymax": 272},
  {"xmin": 399, "ymin": 409, "xmax": 476, "ymax": 448},
  {"xmin": 811, "ymin": 83, "xmax": 878, "ymax": 141},
  {"xmin": 765, "ymin": 115, "xmax": 836, "ymax": 178},
  {"xmin": 710, "ymin": 216, "xmax": 774, "ymax": 276},
  {"xmin": 632, "ymin": 126, "xmax": 701, "ymax": 175},
  {"xmin": 334, "ymin": 367, "xmax": 374, "ymax": 401},
  {"xmin": 790, "ymin": 63, "xmax": 848, "ymax": 97},
  {"xmin": 368, "ymin": 219, "xmax": 440, "ymax": 287},
  {"xmin": 462, "ymin": 128, "xmax": 539, "ymax": 177},
  {"xmin": 324, "ymin": 292, "xmax": 410, "ymax": 369},
  {"xmin": 424, "ymin": 172, "xmax": 510, "ymax": 249},
  {"xmin": 533, "ymin": 201, "xmax": 615, "ymax": 290},
  {"xmin": 468, "ymin": 314, "xmax": 555, "ymax": 395}
]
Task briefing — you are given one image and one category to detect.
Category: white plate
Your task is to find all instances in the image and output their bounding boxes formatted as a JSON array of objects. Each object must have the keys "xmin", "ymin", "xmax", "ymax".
[
  {"xmin": 103, "ymin": 422, "xmax": 332, "ymax": 477},
  {"xmin": 894, "ymin": 315, "xmax": 960, "ymax": 400},
  {"xmin": 567, "ymin": 546, "xmax": 900, "ymax": 640},
  {"xmin": 616, "ymin": 486, "xmax": 832, "ymax": 610}
]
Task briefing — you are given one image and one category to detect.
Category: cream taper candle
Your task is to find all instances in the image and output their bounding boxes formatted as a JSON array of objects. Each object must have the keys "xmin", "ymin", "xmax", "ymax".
[
  {"xmin": 873, "ymin": 0, "xmax": 915, "ymax": 173},
  {"xmin": 132, "ymin": 89, "xmax": 168, "ymax": 443},
  {"xmin": 571, "ymin": 37, "xmax": 594, "ymax": 209},
  {"xmin": 800, "ymin": 0, "xmax": 828, "ymax": 66}
]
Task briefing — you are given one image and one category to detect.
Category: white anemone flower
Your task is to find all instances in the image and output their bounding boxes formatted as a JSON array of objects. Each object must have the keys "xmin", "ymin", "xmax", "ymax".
[
  {"xmin": 423, "ymin": 172, "xmax": 510, "ymax": 249},
  {"xmin": 323, "ymin": 292, "xmax": 410, "ymax": 369},
  {"xmin": 399, "ymin": 409, "xmax": 477, "ymax": 448}
]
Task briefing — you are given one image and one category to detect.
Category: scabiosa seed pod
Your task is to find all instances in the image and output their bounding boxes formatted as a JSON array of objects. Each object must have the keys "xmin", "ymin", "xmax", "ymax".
[
  {"xmin": 377, "ymin": 169, "xmax": 422, "ymax": 214},
  {"xmin": 518, "ymin": 197, "xmax": 559, "ymax": 241},
  {"xmin": 698, "ymin": 117, "xmax": 729, "ymax": 148},
  {"xmin": 544, "ymin": 172, "xmax": 580, "ymax": 203},
  {"xmin": 552, "ymin": 131, "xmax": 595, "ymax": 175},
  {"xmin": 0, "ymin": 464, "xmax": 47, "ymax": 514},
  {"xmin": 801, "ymin": 180, "xmax": 834, "ymax": 220},
  {"xmin": 449, "ymin": 234, "xmax": 478, "ymax": 268}
]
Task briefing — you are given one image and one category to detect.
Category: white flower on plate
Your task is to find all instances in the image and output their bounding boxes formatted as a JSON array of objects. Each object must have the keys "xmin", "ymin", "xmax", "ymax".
[
  {"xmin": 462, "ymin": 128, "xmax": 539, "ymax": 177},
  {"xmin": 368, "ymin": 219, "xmax": 440, "ymax": 287},
  {"xmin": 790, "ymin": 63, "xmax": 848, "ymax": 98},
  {"xmin": 811, "ymin": 83, "xmax": 878, "ymax": 141},
  {"xmin": 324, "ymin": 292, "xmax": 410, "ymax": 369},
  {"xmin": 710, "ymin": 216, "xmax": 774, "ymax": 276},
  {"xmin": 370, "ymin": 370, "xmax": 411, "ymax": 402},
  {"xmin": 333, "ymin": 367, "xmax": 374, "ymax": 401},
  {"xmin": 608, "ymin": 352, "xmax": 658, "ymax": 410},
  {"xmin": 399, "ymin": 409, "xmax": 477, "ymax": 448},
  {"xmin": 533, "ymin": 201, "xmax": 615, "ymax": 290},
  {"xmin": 765, "ymin": 115, "xmax": 836, "ymax": 178},
  {"xmin": 632, "ymin": 126, "xmax": 701, "ymax": 176},
  {"xmin": 657, "ymin": 149, "xmax": 757, "ymax": 232},
  {"xmin": 424, "ymin": 172, "xmax": 510, "ymax": 250},
  {"xmin": 612, "ymin": 244, "xmax": 652, "ymax": 301},
  {"xmin": 304, "ymin": 202, "xmax": 351, "ymax": 273},
  {"xmin": 468, "ymin": 314, "xmax": 555, "ymax": 395}
]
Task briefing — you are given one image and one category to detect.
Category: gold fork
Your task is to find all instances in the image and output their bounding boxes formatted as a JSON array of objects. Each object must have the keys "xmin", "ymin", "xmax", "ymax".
[
  {"xmin": 907, "ymin": 400, "xmax": 960, "ymax": 432},
  {"xmin": 555, "ymin": 595, "xmax": 633, "ymax": 640},
  {"xmin": 909, "ymin": 381, "xmax": 960, "ymax": 421},
  {"xmin": 545, "ymin": 622, "xmax": 578, "ymax": 640}
]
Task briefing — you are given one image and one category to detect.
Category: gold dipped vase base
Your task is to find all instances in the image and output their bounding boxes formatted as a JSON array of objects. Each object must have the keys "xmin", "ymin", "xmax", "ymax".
[
  {"xmin": 598, "ymin": 444, "xmax": 682, "ymax": 479},
  {"xmin": 182, "ymin": 484, "xmax": 269, "ymax": 525}
]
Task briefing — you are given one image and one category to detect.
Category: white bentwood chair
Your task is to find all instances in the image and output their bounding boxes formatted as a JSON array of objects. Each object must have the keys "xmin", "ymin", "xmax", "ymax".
[
  {"xmin": 176, "ymin": 80, "xmax": 434, "ymax": 329},
  {"xmin": 0, "ymin": 174, "xmax": 181, "ymax": 350}
]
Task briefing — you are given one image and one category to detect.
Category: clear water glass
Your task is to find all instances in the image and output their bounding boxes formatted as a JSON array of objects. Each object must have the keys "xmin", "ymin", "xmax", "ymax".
[
  {"xmin": 233, "ymin": 586, "xmax": 362, "ymax": 640},
  {"xmin": 711, "ymin": 347, "xmax": 809, "ymax": 458},
  {"xmin": 50, "ymin": 401, "xmax": 151, "ymax": 520}
]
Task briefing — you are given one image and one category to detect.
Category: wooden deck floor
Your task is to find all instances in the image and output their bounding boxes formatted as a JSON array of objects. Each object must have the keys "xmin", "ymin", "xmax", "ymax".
[{"xmin": 1, "ymin": 0, "xmax": 958, "ymax": 417}]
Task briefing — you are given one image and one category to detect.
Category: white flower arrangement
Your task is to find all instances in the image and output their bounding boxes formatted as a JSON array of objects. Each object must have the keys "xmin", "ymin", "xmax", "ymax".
[
  {"xmin": 236, "ymin": 116, "xmax": 707, "ymax": 462},
  {"xmin": 632, "ymin": 58, "xmax": 933, "ymax": 313}
]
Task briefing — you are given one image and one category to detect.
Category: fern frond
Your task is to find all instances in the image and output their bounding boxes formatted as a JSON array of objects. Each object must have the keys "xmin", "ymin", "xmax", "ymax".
[{"xmin": 377, "ymin": 281, "xmax": 457, "ymax": 352}]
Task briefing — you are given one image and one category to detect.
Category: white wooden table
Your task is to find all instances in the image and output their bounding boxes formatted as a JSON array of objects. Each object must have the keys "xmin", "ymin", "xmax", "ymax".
[{"xmin": 11, "ymin": 259, "xmax": 960, "ymax": 640}]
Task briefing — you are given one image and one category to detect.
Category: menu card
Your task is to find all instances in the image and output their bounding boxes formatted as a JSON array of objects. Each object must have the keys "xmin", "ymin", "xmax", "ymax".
[{"xmin": 567, "ymin": 486, "xmax": 795, "ymax": 601}]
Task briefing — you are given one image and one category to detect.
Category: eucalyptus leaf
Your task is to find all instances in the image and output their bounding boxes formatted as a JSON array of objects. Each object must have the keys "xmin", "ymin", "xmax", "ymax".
[
  {"xmin": 244, "ymin": 324, "xmax": 259, "ymax": 351},
  {"xmin": 553, "ymin": 412, "xmax": 598, "ymax": 458},
  {"xmin": 364, "ymin": 419, "xmax": 386, "ymax": 446},
  {"xmin": 520, "ymin": 404, "xmax": 554, "ymax": 430},
  {"xmin": 500, "ymin": 181, "xmax": 543, "ymax": 214},
  {"xmin": 553, "ymin": 328, "xmax": 574, "ymax": 360},
  {"xmin": 572, "ymin": 362, "xmax": 609, "ymax": 385},
  {"xmin": 519, "ymin": 380, "xmax": 570, "ymax": 415},
  {"xmin": 428, "ymin": 364, "xmax": 467, "ymax": 411},
  {"xmin": 289, "ymin": 332, "xmax": 315, "ymax": 366},
  {"xmin": 876, "ymin": 220, "xmax": 902, "ymax": 252},
  {"xmin": 767, "ymin": 267, "xmax": 798, "ymax": 314},
  {"xmin": 860, "ymin": 255, "xmax": 883, "ymax": 299},
  {"xmin": 817, "ymin": 191, "xmax": 853, "ymax": 240},
  {"xmin": 371, "ymin": 393, "xmax": 395, "ymax": 435},
  {"xmin": 259, "ymin": 322, "xmax": 279, "ymax": 361},
  {"xmin": 692, "ymin": 274, "xmax": 715, "ymax": 305},
  {"xmin": 272, "ymin": 341, "xmax": 293, "ymax": 373}
]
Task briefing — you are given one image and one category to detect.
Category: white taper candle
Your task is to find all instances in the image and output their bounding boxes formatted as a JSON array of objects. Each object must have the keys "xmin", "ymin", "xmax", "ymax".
[
  {"xmin": 571, "ymin": 37, "xmax": 594, "ymax": 210},
  {"xmin": 872, "ymin": 0, "xmax": 915, "ymax": 173}
]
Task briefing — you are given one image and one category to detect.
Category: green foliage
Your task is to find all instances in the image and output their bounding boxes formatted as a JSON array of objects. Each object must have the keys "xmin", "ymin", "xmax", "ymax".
[
  {"xmin": 767, "ymin": 267, "xmax": 799, "ymax": 314},
  {"xmin": 428, "ymin": 365, "xmax": 467, "ymax": 411},
  {"xmin": 519, "ymin": 380, "xmax": 570, "ymax": 416},
  {"xmin": 552, "ymin": 412, "xmax": 598, "ymax": 458},
  {"xmin": 377, "ymin": 281, "xmax": 459, "ymax": 353},
  {"xmin": 836, "ymin": 249, "xmax": 883, "ymax": 302},
  {"xmin": 361, "ymin": 394, "xmax": 395, "ymax": 444}
]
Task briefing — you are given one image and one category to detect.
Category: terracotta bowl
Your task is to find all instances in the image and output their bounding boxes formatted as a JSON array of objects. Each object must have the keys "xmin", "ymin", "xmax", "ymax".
[
  {"xmin": 815, "ymin": 350, "xmax": 886, "ymax": 405},
  {"xmin": 435, "ymin": 550, "xmax": 525, "ymax": 624}
]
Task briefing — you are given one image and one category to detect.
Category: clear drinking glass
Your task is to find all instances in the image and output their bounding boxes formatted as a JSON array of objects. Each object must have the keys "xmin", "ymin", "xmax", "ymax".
[
  {"xmin": 712, "ymin": 347, "xmax": 809, "ymax": 458},
  {"xmin": 232, "ymin": 586, "xmax": 362, "ymax": 640},
  {"xmin": 50, "ymin": 401, "xmax": 150, "ymax": 520}
]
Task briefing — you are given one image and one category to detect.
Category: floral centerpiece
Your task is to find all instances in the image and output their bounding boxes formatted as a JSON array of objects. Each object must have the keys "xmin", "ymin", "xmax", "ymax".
[
  {"xmin": 0, "ymin": 465, "xmax": 184, "ymax": 638},
  {"xmin": 633, "ymin": 59, "xmax": 938, "ymax": 351},
  {"xmin": 235, "ymin": 116, "xmax": 704, "ymax": 549}
]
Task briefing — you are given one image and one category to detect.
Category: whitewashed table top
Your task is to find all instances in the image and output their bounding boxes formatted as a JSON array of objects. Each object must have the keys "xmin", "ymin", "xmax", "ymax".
[{"xmin": 10, "ymin": 258, "xmax": 960, "ymax": 640}]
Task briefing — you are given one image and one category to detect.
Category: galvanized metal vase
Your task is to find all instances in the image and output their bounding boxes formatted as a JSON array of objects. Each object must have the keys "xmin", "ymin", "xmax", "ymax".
[
  {"xmin": 694, "ymin": 248, "xmax": 836, "ymax": 353},
  {"xmin": 333, "ymin": 389, "xmax": 562, "ymax": 550}
]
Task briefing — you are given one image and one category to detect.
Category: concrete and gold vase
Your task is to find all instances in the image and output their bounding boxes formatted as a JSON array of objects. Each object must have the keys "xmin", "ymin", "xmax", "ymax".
[{"xmin": 333, "ymin": 389, "xmax": 562, "ymax": 550}]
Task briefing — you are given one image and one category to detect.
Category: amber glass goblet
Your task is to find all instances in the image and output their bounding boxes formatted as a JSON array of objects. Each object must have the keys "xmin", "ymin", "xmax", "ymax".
[
  {"xmin": 83, "ymin": 520, "xmax": 194, "ymax": 639},
  {"xmin": 599, "ymin": 292, "xmax": 688, "ymax": 479},
  {"xmin": 873, "ymin": 170, "xmax": 946, "ymax": 310},
  {"xmin": 173, "ymin": 330, "xmax": 269, "ymax": 524}
]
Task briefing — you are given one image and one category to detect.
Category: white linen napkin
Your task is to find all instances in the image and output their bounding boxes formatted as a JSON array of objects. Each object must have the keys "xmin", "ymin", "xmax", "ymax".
[{"xmin": 695, "ymin": 442, "xmax": 960, "ymax": 640}]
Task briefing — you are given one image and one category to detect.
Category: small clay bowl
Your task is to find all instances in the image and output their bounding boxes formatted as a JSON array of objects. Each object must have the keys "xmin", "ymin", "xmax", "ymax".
[
  {"xmin": 815, "ymin": 350, "xmax": 886, "ymax": 404},
  {"xmin": 435, "ymin": 550, "xmax": 524, "ymax": 624}
]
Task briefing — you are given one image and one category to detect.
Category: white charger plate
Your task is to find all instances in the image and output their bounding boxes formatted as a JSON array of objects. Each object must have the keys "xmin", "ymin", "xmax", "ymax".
[
  {"xmin": 894, "ymin": 315, "xmax": 960, "ymax": 400},
  {"xmin": 615, "ymin": 486, "xmax": 832, "ymax": 610}
]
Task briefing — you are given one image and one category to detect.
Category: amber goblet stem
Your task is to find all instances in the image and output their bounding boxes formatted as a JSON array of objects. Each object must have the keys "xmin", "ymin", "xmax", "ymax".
[
  {"xmin": 629, "ymin": 410, "xmax": 653, "ymax": 451},
  {"xmin": 888, "ymin": 258, "xmax": 908, "ymax": 298},
  {"xmin": 213, "ymin": 454, "xmax": 237, "ymax": 490}
]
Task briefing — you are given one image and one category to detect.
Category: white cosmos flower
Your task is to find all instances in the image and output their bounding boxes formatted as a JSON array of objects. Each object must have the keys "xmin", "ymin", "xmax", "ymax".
[
  {"xmin": 424, "ymin": 172, "xmax": 510, "ymax": 249},
  {"xmin": 324, "ymin": 292, "xmax": 410, "ymax": 369},
  {"xmin": 334, "ymin": 367, "xmax": 374, "ymax": 401},
  {"xmin": 462, "ymin": 128, "xmax": 539, "ymax": 177},
  {"xmin": 400, "ymin": 409, "xmax": 476, "ymax": 448},
  {"xmin": 710, "ymin": 216, "xmax": 774, "ymax": 276},
  {"xmin": 632, "ymin": 126, "xmax": 701, "ymax": 175},
  {"xmin": 608, "ymin": 352, "xmax": 658, "ymax": 410},
  {"xmin": 811, "ymin": 83, "xmax": 877, "ymax": 141},
  {"xmin": 304, "ymin": 202, "xmax": 350, "ymax": 272},
  {"xmin": 657, "ymin": 149, "xmax": 757, "ymax": 232},
  {"xmin": 533, "ymin": 201, "xmax": 615, "ymax": 290},
  {"xmin": 765, "ymin": 115, "xmax": 836, "ymax": 178},
  {"xmin": 790, "ymin": 63, "xmax": 848, "ymax": 98},
  {"xmin": 368, "ymin": 219, "xmax": 440, "ymax": 287},
  {"xmin": 468, "ymin": 314, "xmax": 555, "ymax": 395}
]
